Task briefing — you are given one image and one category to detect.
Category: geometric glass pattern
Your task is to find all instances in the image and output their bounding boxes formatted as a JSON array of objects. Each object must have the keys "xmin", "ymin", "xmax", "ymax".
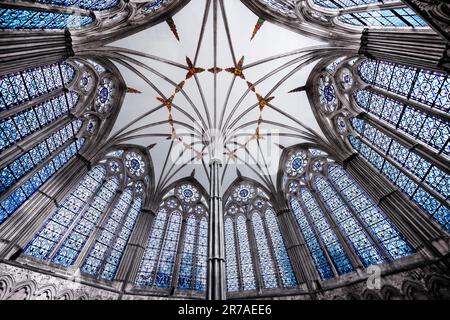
[
  {"xmin": 0, "ymin": 120, "xmax": 83, "ymax": 198},
  {"xmin": 136, "ymin": 208, "xmax": 168, "ymax": 286},
  {"xmin": 236, "ymin": 215, "xmax": 256, "ymax": 291},
  {"xmin": 225, "ymin": 217, "xmax": 239, "ymax": 291},
  {"xmin": 0, "ymin": 61, "xmax": 75, "ymax": 112},
  {"xmin": 0, "ymin": 8, "xmax": 93, "ymax": 30},
  {"xmin": 338, "ymin": 7, "xmax": 428, "ymax": 28},
  {"xmin": 314, "ymin": 175, "xmax": 386, "ymax": 267},
  {"xmin": 80, "ymin": 188, "xmax": 135, "ymax": 278},
  {"xmin": 0, "ymin": 137, "xmax": 85, "ymax": 224},
  {"xmin": 0, "ymin": 91, "xmax": 79, "ymax": 153},
  {"xmin": 349, "ymin": 133, "xmax": 450, "ymax": 233},
  {"xmin": 50, "ymin": 176, "xmax": 120, "ymax": 266},
  {"xmin": 289, "ymin": 197, "xmax": 335, "ymax": 280},
  {"xmin": 327, "ymin": 165, "xmax": 414, "ymax": 260},
  {"xmin": 251, "ymin": 212, "xmax": 278, "ymax": 289},
  {"xmin": 350, "ymin": 117, "xmax": 449, "ymax": 209},
  {"xmin": 358, "ymin": 59, "xmax": 449, "ymax": 113},
  {"xmin": 313, "ymin": 0, "xmax": 380, "ymax": 9},
  {"xmin": 154, "ymin": 211, "xmax": 182, "ymax": 288},
  {"xmin": 23, "ymin": 165, "xmax": 106, "ymax": 259},
  {"xmin": 265, "ymin": 208, "xmax": 297, "ymax": 287},
  {"xmin": 299, "ymin": 188, "xmax": 355, "ymax": 275},
  {"xmin": 194, "ymin": 217, "xmax": 208, "ymax": 292},
  {"xmin": 178, "ymin": 215, "xmax": 197, "ymax": 289},
  {"xmin": 30, "ymin": 0, "xmax": 120, "ymax": 11},
  {"xmin": 354, "ymin": 89, "xmax": 449, "ymax": 157}
]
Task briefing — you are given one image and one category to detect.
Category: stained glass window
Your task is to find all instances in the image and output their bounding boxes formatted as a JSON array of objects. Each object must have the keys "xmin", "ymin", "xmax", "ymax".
[
  {"xmin": 338, "ymin": 8, "xmax": 428, "ymax": 28},
  {"xmin": 251, "ymin": 212, "xmax": 278, "ymax": 289},
  {"xmin": 0, "ymin": 8, "xmax": 93, "ymax": 30},
  {"xmin": 327, "ymin": 165, "xmax": 414, "ymax": 259},
  {"xmin": 265, "ymin": 208, "xmax": 297, "ymax": 287},
  {"xmin": 136, "ymin": 208, "xmax": 168, "ymax": 286},
  {"xmin": 349, "ymin": 134, "xmax": 450, "ymax": 233},
  {"xmin": 236, "ymin": 215, "xmax": 256, "ymax": 290},
  {"xmin": 155, "ymin": 211, "xmax": 182, "ymax": 288},
  {"xmin": 0, "ymin": 137, "xmax": 85, "ymax": 224},
  {"xmin": 178, "ymin": 215, "xmax": 197, "ymax": 289},
  {"xmin": 313, "ymin": 0, "xmax": 381, "ymax": 9},
  {"xmin": 225, "ymin": 218, "xmax": 239, "ymax": 292},
  {"xmin": 358, "ymin": 59, "xmax": 449, "ymax": 113},
  {"xmin": 142, "ymin": 0, "xmax": 166, "ymax": 14},
  {"xmin": 50, "ymin": 176, "xmax": 120, "ymax": 266},
  {"xmin": 0, "ymin": 120, "xmax": 82, "ymax": 198},
  {"xmin": 28, "ymin": 0, "xmax": 120, "ymax": 11},
  {"xmin": 0, "ymin": 62, "xmax": 75, "ymax": 112},
  {"xmin": 289, "ymin": 197, "xmax": 335, "ymax": 280},
  {"xmin": 195, "ymin": 217, "xmax": 208, "ymax": 292},
  {"xmin": 354, "ymin": 90, "xmax": 449, "ymax": 156},
  {"xmin": 24, "ymin": 166, "xmax": 106, "ymax": 259},
  {"xmin": 299, "ymin": 188, "xmax": 354, "ymax": 274},
  {"xmin": 350, "ymin": 118, "xmax": 449, "ymax": 204},
  {"xmin": 81, "ymin": 188, "xmax": 140, "ymax": 279}
]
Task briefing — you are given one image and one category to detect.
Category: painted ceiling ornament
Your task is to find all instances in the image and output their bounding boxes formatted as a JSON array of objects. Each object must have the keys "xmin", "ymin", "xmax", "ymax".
[
  {"xmin": 125, "ymin": 151, "xmax": 145, "ymax": 177},
  {"xmin": 185, "ymin": 57, "xmax": 205, "ymax": 80},
  {"xmin": 127, "ymin": 87, "xmax": 142, "ymax": 94},
  {"xmin": 286, "ymin": 151, "xmax": 308, "ymax": 176},
  {"xmin": 225, "ymin": 56, "xmax": 245, "ymax": 80},
  {"xmin": 251, "ymin": 18, "xmax": 265, "ymax": 40},
  {"xmin": 95, "ymin": 78, "xmax": 114, "ymax": 113},
  {"xmin": 157, "ymin": 95, "xmax": 175, "ymax": 112},
  {"xmin": 208, "ymin": 67, "xmax": 223, "ymax": 74},
  {"xmin": 166, "ymin": 17, "xmax": 180, "ymax": 41},
  {"xmin": 177, "ymin": 184, "xmax": 200, "ymax": 204},
  {"xmin": 232, "ymin": 184, "xmax": 255, "ymax": 203},
  {"xmin": 256, "ymin": 93, "xmax": 274, "ymax": 111}
]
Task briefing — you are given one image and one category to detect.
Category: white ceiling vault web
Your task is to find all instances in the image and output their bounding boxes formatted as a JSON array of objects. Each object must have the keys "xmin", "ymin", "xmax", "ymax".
[{"xmin": 109, "ymin": 0, "xmax": 327, "ymax": 193}]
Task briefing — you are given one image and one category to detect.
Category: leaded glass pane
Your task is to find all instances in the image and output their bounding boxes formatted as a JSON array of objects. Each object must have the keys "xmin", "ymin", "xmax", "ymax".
[
  {"xmin": 136, "ymin": 209, "xmax": 168, "ymax": 286},
  {"xmin": 178, "ymin": 215, "xmax": 197, "ymax": 289},
  {"xmin": 50, "ymin": 176, "xmax": 119, "ymax": 266},
  {"xmin": 265, "ymin": 208, "xmax": 297, "ymax": 287},
  {"xmin": 24, "ymin": 166, "xmax": 105, "ymax": 259},
  {"xmin": 237, "ymin": 215, "xmax": 256, "ymax": 291},
  {"xmin": 195, "ymin": 217, "xmax": 208, "ymax": 292},
  {"xmin": 0, "ymin": 8, "xmax": 93, "ymax": 30},
  {"xmin": 225, "ymin": 218, "xmax": 239, "ymax": 291},
  {"xmin": 155, "ymin": 211, "xmax": 182, "ymax": 288}
]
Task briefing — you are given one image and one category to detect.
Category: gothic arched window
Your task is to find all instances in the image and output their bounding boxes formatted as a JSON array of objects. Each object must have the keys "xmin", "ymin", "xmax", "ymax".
[
  {"xmin": 23, "ymin": 147, "xmax": 149, "ymax": 281},
  {"xmin": 0, "ymin": 59, "xmax": 117, "ymax": 225},
  {"xmin": 135, "ymin": 182, "xmax": 209, "ymax": 293},
  {"xmin": 224, "ymin": 181, "xmax": 297, "ymax": 295},
  {"xmin": 282, "ymin": 146, "xmax": 414, "ymax": 279},
  {"xmin": 312, "ymin": 56, "xmax": 449, "ymax": 234}
]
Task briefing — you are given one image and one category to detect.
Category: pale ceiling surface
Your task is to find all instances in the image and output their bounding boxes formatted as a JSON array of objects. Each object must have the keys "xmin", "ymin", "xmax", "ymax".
[{"xmin": 111, "ymin": 0, "xmax": 325, "ymax": 192}]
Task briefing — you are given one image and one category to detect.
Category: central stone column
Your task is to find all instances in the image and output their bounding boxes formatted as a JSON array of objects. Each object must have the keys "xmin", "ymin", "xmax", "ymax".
[{"xmin": 207, "ymin": 158, "xmax": 226, "ymax": 300}]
